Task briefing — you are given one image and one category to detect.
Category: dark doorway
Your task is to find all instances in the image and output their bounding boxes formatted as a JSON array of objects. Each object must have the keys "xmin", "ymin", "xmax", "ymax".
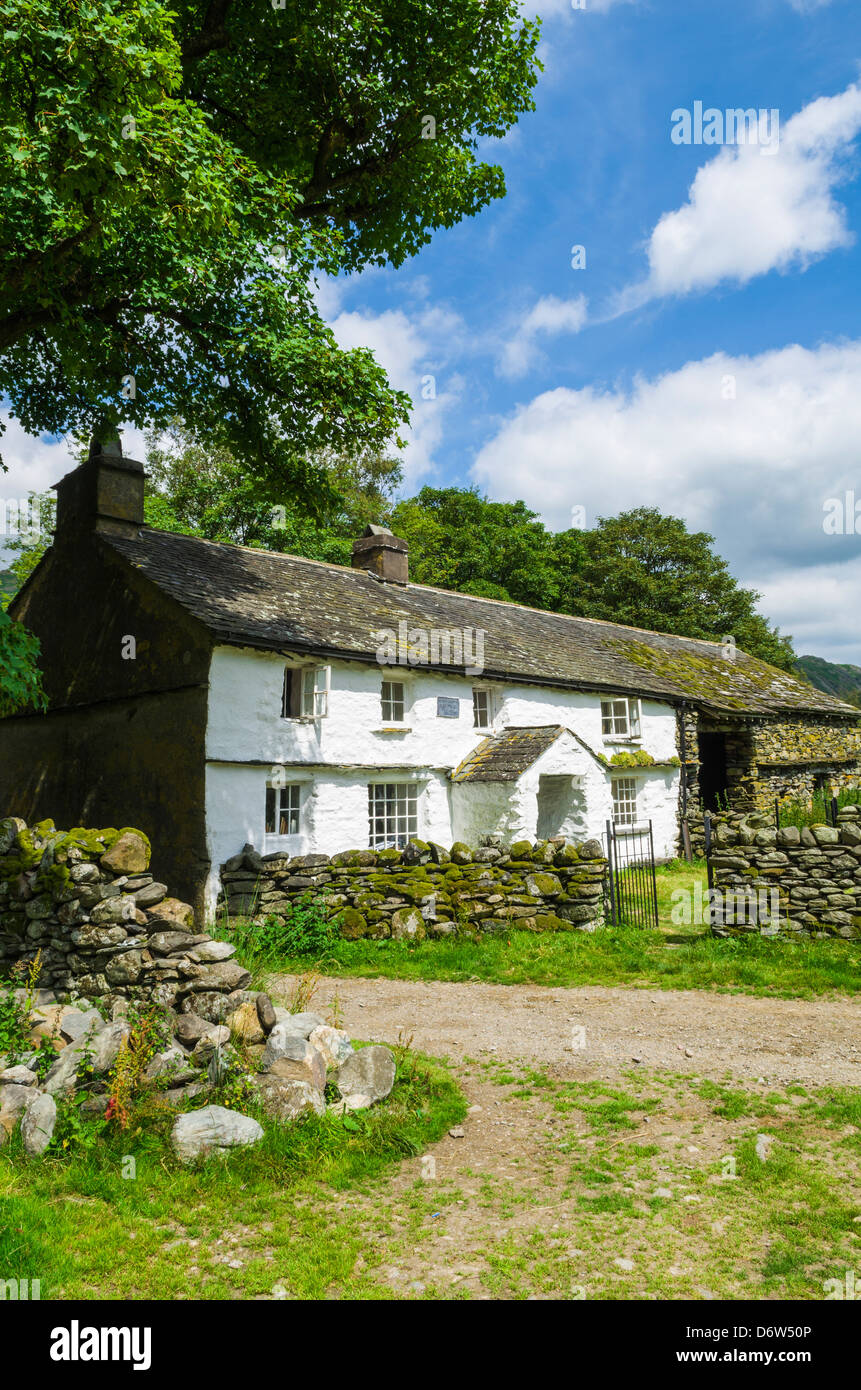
[{"xmin": 698, "ymin": 731, "xmax": 728, "ymax": 811}]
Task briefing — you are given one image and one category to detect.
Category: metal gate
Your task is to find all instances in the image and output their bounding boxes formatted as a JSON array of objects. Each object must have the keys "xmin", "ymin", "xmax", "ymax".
[{"xmin": 604, "ymin": 818, "xmax": 659, "ymax": 929}]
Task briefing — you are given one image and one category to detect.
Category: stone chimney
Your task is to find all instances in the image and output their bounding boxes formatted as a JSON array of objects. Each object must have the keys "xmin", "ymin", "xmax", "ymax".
[
  {"xmin": 351, "ymin": 524, "xmax": 409, "ymax": 584},
  {"xmin": 53, "ymin": 433, "xmax": 145, "ymax": 540}
]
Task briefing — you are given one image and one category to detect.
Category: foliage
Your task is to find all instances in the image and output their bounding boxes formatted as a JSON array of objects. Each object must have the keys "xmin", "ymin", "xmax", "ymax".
[
  {"xmin": 777, "ymin": 786, "xmax": 861, "ymax": 830},
  {"xmin": 0, "ymin": 492, "xmax": 54, "ymax": 608},
  {"xmin": 391, "ymin": 485, "xmax": 585, "ymax": 608},
  {"xmin": 796, "ymin": 655, "xmax": 861, "ymax": 709},
  {"xmin": 225, "ymin": 894, "xmax": 338, "ymax": 970},
  {"xmin": 0, "ymin": 951, "xmax": 41, "ymax": 1057},
  {"xmin": 576, "ymin": 508, "xmax": 796, "ymax": 670},
  {"xmin": 0, "ymin": 0, "xmax": 538, "ymax": 481},
  {"xmin": 143, "ymin": 421, "xmax": 403, "ymax": 560},
  {"xmin": 105, "ymin": 1004, "xmax": 168, "ymax": 1128},
  {"xmin": 0, "ymin": 607, "xmax": 47, "ymax": 715}
]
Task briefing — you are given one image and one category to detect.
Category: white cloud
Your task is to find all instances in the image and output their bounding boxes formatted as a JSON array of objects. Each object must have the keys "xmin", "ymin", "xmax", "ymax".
[
  {"xmin": 785, "ymin": 0, "xmax": 833, "ymax": 11},
  {"xmin": 328, "ymin": 303, "xmax": 465, "ymax": 488},
  {"xmin": 498, "ymin": 294, "xmax": 589, "ymax": 378},
  {"xmin": 471, "ymin": 338, "xmax": 861, "ymax": 661},
  {"xmin": 614, "ymin": 81, "xmax": 861, "ymax": 310}
]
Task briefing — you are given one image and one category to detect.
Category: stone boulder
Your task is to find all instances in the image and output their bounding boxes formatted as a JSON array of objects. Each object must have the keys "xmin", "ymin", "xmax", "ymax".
[
  {"xmin": 309, "ymin": 1025, "xmax": 354, "ymax": 1071},
  {"xmin": 171, "ymin": 1105, "xmax": 264, "ymax": 1163},
  {"xmin": 100, "ymin": 831, "xmax": 150, "ymax": 875},
  {"xmin": 264, "ymin": 1035, "xmax": 326, "ymax": 1091},
  {"xmin": 21, "ymin": 1092, "xmax": 57, "ymax": 1156},
  {"xmin": 270, "ymin": 1010, "xmax": 325, "ymax": 1038},
  {"xmin": 255, "ymin": 1076, "xmax": 326, "ymax": 1122},
  {"xmin": 147, "ymin": 898, "xmax": 195, "ymax": 929},
  {"xmin": 336, "ymin": 1045, "xmax": 396, "ymax": 1104}
]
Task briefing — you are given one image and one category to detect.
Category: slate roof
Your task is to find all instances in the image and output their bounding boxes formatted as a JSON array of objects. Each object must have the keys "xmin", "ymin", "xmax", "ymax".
[
  {"xmin": 103, "ymin": 527, "xmax": 859, "ymax": 720},
  {"xmin": 451, "ymin": 727, "xmax": 567, "ymax": 783}
]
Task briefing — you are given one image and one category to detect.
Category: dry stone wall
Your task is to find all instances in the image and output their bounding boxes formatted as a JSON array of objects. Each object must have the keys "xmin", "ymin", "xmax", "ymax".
[
  {"xmin": 0, "ymin": 818, "xmax": 249, "ymax": 1012},
  {"xmin": 219, "ymin": 836, "xmax": 609, "ymax": 937},
  {"xmin": 708, "ymin": 804, "xmax": 861, "ymax": 940}
]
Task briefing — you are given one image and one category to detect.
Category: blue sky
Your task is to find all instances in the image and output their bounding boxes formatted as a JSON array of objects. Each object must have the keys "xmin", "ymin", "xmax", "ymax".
[{"xmin": 3, "ymin": 0, "xmax": 861, "ymax": 662}]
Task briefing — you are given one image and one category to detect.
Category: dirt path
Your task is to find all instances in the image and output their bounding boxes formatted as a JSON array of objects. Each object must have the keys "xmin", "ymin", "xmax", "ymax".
[
  {"xmin": 259, "ymin": 976, "xmax": 861, "ymax": 1299},
  {"xmin": 273, "ymin": 974, "xmax": 861, "ymax": 1087}
]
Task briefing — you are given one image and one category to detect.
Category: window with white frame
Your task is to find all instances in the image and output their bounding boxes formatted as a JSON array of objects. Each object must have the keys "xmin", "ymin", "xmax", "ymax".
[
  {"xmin": 472, "ymin": 686, "xmax": 492, "ymax": 729},
  {"xmin": 368, "ymin": 782, "xmax": 417, "ymax": 849},
  {"xmin": 281, "ymin": 664, "xmax": 330, "ymax": 719},
  {"xmin": 611, "ymin": 776, "xmax": 638, "ymax": 827},
  {"xmin": 265, "ymin": 783, "xmax": 301, "ymax": 836},
  {"xmin": 381, "ymin": 679, "xmax": 406, "ymax": 723},
  {"xmin": 601, "ymin": 696, "xmax": 641, "ymax": 739}
]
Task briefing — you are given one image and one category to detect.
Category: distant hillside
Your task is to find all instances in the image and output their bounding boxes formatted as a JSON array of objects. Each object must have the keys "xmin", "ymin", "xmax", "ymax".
[{"xmin": 796, "ymin": 655, "xmax": 861, "ymax": 709}]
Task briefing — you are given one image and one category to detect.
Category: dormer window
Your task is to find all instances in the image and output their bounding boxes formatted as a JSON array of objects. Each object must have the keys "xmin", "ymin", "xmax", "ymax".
[
  {"xmin": 601, "ymin": 697, "xmax": 641, "ymax": 739},
  {"xmin": 281, "ymin": 665, "xmax": 330, "ymax": 719}
]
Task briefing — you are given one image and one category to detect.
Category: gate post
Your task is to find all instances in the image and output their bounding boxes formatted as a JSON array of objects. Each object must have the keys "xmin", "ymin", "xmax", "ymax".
[
  {"xmin": 704, "ymin": 811, "xmax": 714, "ymax": 892},
  {"xmin": 605, "ymin": 819, "xmax": 616, "ymax": 927}
]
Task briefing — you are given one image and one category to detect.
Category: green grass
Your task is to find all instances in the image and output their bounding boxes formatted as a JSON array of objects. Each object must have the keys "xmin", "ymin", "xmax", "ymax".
[
  {"xmin": 246, "ymin": 863, "xmax": 861, "ymax": 999},
  {"xmin": 0, "ymin": 1047, "xmax": 466, "ymax": 1300}
]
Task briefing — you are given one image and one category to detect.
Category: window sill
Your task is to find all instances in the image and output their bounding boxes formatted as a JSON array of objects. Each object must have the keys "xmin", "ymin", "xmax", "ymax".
[
  {"xmin": 603, "ymin": 736, "xmax": 641, "ymax": 745},
  {"xmin": 373, "ymin": 726, "xmax": 412, "ymax": 734}
]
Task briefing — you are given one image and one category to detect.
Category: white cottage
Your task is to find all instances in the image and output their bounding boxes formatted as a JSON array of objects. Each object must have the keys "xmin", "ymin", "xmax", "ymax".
[{"xmin": 9, "ymin": 441, "xmax": 853, "ymax": 921}]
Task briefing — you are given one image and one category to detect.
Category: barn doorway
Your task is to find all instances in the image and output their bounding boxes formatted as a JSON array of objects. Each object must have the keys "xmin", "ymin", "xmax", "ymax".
[{"xmin": 698, "ymin": 731, "xmax": 729, "ymax": 811}]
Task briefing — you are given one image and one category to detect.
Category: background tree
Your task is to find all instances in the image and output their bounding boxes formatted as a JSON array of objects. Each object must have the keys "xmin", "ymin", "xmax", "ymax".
[
  {"xmin": 142, "ymin": 424, "xmax": 403, "ymax": 564},
  {"xmin": 575, "ymin": 508, "xmax": 796, "ymax": 670},
  {"xmin": 390, "ymin": 486, "xmax": 580, "ymax": 607}
]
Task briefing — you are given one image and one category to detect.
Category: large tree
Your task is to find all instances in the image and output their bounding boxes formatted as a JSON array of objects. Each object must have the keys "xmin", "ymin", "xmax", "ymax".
[
  {"xmin": 576, "ymin": 508, "xmax": 796, "ymax": 671},
  {"xmin": 0, "ymin": 0, "xmax": 539, "ymax": 486},
  {"xmin": 391, "ymin": 486, "xmax": 581, "ymax": 607}
]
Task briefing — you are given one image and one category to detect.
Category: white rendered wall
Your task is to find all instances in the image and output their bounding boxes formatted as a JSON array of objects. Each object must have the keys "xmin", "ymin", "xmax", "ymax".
[{"xmin": 203, "ymin": 645, "xmax": 681, "ymax": 914}]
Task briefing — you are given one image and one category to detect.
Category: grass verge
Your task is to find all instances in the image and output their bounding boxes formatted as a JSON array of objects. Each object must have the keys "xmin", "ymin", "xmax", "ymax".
[{"xmin": 0, "ymin": 1046, "xmax": 465, "ymax": 1300}]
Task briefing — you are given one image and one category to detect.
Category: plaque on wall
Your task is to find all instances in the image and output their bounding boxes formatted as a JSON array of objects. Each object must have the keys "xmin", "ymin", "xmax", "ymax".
[{"xmin": 437, "ymin": 696, "xmax": 459, "ymax": 718}]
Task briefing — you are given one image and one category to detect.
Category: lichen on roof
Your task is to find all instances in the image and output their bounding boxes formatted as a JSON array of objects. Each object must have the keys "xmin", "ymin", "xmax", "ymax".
[{"xmin": 607, "ymin": 637, "xmax": 858, "ymax": 718}]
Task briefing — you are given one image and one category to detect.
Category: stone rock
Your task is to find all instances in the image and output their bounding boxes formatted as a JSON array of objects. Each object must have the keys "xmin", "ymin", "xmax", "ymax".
[
  {"xmin": 104, "ymin": 949, "xmax": 145, "ymax": 985},
  {"xmin": 149, "ymin": 930, "xmax": 202, "ymax": 955},
  {"xmin": 255, "ymin": 1076, "xmax": 326, "ymax": 1122},
  {"xmin": 309, "ymin": 1025, "xmax": 354, "ymax": 1071},
  {"xmin": 0, "ymin": 1065, "xmax": 37, "ymax": 1086},
  {"xmin": 133, "ymin": 881, "xmax": 168, "ymax": 908},
  {"xmin": 229, "ymin": 1000, "xmax": 265, "ymax": 1044},
  {"xmin": 256, "ymin": 993, "xmax": 277, "ymax": 1034},
  {"xmin": 270, "ymin": 1010, "xmax": 325, "ymax": 1038},
  {"xmin": 175, "ymin": 1013, "xmax": 218, "ymax": 1047},
  {"xmin": 185, "ymin": 960, "xmax": 251, "ymax": 994},
  {"xmin": 21, "ymin": 1092, "xmax": 57, "ymax": 1156},
  {"xmin": 147, "ymin": 897, "xmax": 195, "ymax": 929},
  {"xmin": 90, "ymin": 1020, "xmax": 132, "ymax": 1074},
  {"xmin": 59, "ymin": 1009, "xmax": 105, "ymax": 1043},
  {"xmin": 264, "ymin": 1033, "xmax": 326, "ymax": 1090},
  {"xmin": 100, "ymin": 831, "xmax": 150, "ymax": 875},
  {"xmin": 188, "ymin": 939, "xmax": 236, "ymax": 963},
  {"xmin": 191, "ymin": 1025, "xmax": 230, "ymax": 1061},
  {"xmin": 391, "ymin": 907, "xmax": 426, "ymax": 941},
  {"xmin": 0, "ymin": 1083, "xmax": 35, "ymax": 1135},
  {"xmin": 336, "ymin": 1045, "xmax": 396, "ymax": 1104},
  {"xmin": 144, "ymin": 1046, "xmax": 195, "ymax": 1084},
  {"xmin": 171, "ymin": 1105, "xmax": 264, "ymax": 1163}
]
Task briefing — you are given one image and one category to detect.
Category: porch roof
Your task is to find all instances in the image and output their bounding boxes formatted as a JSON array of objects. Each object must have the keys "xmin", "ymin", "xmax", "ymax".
[{"xmin": 450, "ymin": 726, "xmax": 568, "ymax": 783}]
